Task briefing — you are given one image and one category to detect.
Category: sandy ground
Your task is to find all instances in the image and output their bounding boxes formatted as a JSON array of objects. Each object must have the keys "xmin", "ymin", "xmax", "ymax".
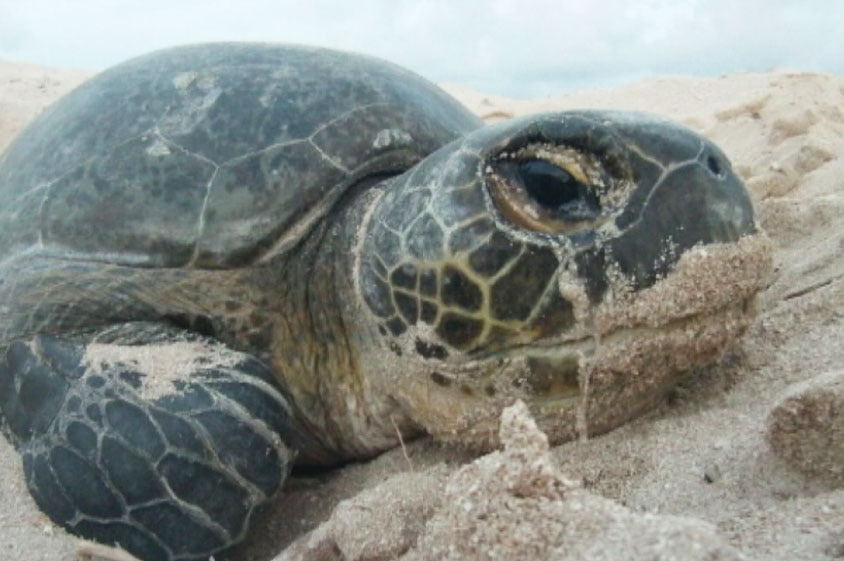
[{"xmin": 1, "ymin": 60, "xmax": 844, "ymax": 560}]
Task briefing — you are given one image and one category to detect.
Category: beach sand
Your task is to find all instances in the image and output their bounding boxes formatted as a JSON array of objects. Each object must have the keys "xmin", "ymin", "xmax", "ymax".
[{"xmin": 1, "ymin": 61, "xmax": 842, "ymax": 561}]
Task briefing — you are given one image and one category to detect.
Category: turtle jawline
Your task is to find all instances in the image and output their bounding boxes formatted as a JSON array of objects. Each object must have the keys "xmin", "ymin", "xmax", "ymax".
[{"xmin": 481, "ymin": 297, "xmax": 753, "ymax": 366}]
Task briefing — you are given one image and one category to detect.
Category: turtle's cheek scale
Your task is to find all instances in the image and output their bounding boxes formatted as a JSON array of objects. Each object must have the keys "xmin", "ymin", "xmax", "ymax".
[{"xmin": 0, "ymin": 332, "xmax": 295, "ymax": 561}]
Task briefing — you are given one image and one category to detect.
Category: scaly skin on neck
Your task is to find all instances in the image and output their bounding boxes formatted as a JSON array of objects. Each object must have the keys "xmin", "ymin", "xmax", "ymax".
[{"xmin": 264, "ymin": 186, "xmax": 415, "ymax": 465}]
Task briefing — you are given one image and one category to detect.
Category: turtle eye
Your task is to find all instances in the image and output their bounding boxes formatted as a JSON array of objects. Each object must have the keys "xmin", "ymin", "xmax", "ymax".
[
  {"xmin": 487, "ymin": 157, "xmax": 605, "ymax": 234},
  {"xmin": 518, "ymin": 160, "xmax": 601, "ymax": 222}
]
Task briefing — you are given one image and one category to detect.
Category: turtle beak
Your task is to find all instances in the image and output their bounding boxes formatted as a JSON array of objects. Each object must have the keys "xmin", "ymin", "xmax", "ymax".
[{"xmin": 576, "ymin": 136, "xmax": 756, "ymax": 296}]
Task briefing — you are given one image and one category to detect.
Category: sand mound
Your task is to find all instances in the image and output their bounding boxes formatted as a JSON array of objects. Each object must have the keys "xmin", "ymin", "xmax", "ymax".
[
  {"xmin": 1, "ymin": 63, "xmax": 843, "ymax": 561},
  {"xmin": 280, "ymin": 402, "xmax": 743, "ymax": 561}
]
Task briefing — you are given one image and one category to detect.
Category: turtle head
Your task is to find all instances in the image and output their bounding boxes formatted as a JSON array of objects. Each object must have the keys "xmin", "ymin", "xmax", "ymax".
[{"xmin": 356, "ymin": 111, "xmax": 770, "ymax": 447}]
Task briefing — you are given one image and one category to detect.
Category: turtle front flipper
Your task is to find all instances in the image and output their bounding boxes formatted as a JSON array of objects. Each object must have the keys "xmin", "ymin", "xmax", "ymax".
[{"xmin": 0, "ymin": 324, "xmax": 297, "ymax": 561}]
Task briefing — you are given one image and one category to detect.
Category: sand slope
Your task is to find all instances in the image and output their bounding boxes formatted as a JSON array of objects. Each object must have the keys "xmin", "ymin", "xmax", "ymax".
[{"xmin": 0, "ymin": 63, "xmax": 843, "ymax": 561}]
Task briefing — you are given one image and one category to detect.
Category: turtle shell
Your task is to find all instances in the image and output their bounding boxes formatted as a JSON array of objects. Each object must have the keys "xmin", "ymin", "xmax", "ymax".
[{"xmin": 0, "ymin": 43, "xmax": 481, "ymax": 268}]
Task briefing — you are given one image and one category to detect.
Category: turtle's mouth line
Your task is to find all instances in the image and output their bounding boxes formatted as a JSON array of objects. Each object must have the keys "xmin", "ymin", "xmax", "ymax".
[
  {"xmin": 467, "ymin": 296, "xmax": 755, "ymax": 397},
  {"xmin": 483, "ymin": 302, "xmax": 744, "ymax": 361},
  {"xmin": 489, "ymin": 233, "xmax": 772, "ymax": 372}
]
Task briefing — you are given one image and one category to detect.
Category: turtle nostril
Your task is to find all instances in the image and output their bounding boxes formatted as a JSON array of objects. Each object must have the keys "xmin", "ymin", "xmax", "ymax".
[{"xmin": 706, "ymin": 154, "xmax": 724, "ymax": 178}]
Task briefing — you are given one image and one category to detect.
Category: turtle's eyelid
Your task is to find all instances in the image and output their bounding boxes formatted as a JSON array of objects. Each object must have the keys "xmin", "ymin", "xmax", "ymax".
[{"xmin": 549, "ymin": 159, "xmax": 590, "ymax": 186}]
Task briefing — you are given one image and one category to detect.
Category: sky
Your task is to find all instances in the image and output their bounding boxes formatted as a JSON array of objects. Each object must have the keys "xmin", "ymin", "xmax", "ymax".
[{"xmin": 0, "ymin": 0, "xmax": 842, "ymax": 98}]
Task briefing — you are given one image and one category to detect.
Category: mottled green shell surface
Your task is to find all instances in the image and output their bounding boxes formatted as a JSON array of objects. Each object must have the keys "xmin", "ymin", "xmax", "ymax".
[{"xmin": 0, "ymin": 43, "xmax": 481, "ymax": 269}]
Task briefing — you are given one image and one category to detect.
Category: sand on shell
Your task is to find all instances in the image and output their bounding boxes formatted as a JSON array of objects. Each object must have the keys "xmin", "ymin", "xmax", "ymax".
[{"xmin": 1, "ymin": 61, "xmax": 844, "ymax": 561}]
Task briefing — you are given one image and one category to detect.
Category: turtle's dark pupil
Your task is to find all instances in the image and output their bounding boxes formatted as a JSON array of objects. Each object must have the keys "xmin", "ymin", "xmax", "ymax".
[{"xmin": 518, "ymin": 159, "xmax": 601, "ymax": 221}]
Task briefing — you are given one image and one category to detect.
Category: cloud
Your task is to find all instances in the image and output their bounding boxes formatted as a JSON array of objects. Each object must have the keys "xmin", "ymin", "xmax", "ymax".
[
  {"xmin": 0, "ymin": 2, "xmax": 27, "ymax": 51},
  {"xmin": 0, "ymin": 0, "xmax": 841, "ymax": 97}
]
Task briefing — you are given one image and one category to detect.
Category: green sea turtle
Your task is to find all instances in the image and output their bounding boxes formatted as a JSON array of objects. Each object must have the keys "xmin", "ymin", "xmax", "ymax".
[{"xmin": 0, "ymin": 43, "xmax": 769, "ymax": 560}]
